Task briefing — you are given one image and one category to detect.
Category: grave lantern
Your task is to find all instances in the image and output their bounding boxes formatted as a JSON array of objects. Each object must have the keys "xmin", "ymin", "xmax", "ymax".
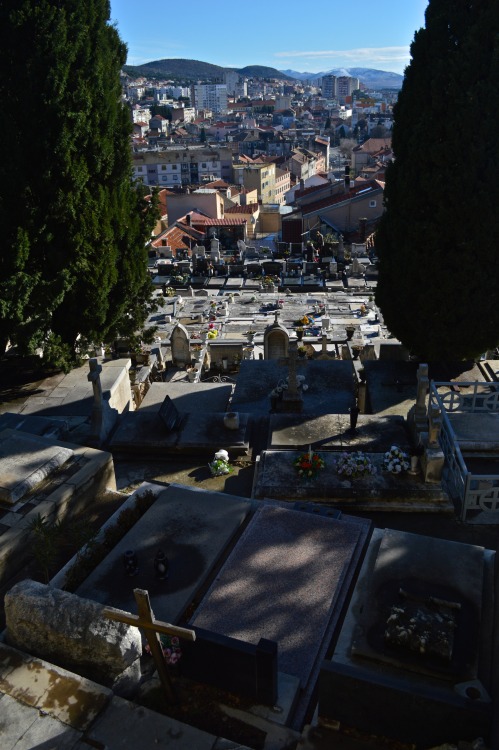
[{"xmin": 123, "ymin": 550, "xmax": 139, "ymax": 577}]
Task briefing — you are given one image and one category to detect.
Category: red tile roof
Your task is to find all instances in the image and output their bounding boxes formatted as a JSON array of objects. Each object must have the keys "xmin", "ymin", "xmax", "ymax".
[
  {"xmin": 225, "ymin": 203, "xmax": 259, "ymax": 214},
  {"xmin": 300, "ymin": 180, "xmax": 384, "ymax": 215}
]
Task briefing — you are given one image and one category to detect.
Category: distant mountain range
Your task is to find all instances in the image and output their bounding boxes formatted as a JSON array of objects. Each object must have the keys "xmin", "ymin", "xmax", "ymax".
[
  {"xmin": 122, "ymin": 58, "xmax": 404, "ymax": 89},
  {"xmin": 280, "ymin": 67, "xmax": 404, "ymax": 89}
]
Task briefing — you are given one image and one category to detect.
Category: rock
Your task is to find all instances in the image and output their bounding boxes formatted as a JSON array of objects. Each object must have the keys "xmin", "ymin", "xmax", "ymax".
[{"xmin": 5, "ymin": 580, "xmax": 141, "ymax": 693}]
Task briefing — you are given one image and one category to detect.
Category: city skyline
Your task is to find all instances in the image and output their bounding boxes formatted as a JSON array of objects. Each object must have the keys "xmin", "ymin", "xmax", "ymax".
[{"xmin": 110, "ymin": 0, "xmax": 429, "ymax": 76}]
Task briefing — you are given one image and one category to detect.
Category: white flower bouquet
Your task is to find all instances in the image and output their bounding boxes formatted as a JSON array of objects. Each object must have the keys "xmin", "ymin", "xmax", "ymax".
[
  {"xmin": 383, "ymin": 445, "xmax": 410, "ymax": 473},
  {"xmin": 336, "ymin": 451, "xmax": 376, "ymax": 479}
]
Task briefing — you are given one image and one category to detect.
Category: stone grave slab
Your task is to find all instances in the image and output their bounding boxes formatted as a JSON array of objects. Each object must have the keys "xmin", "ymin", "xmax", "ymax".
[
  {"xmin": 242, "ymin": 278, "xmax": 261, "ymax": 290},
  {"xmin": 225, "ymin": 277, "xmax": 244, "ymax": 288},
  {"xmin": 253, "ymin": 450, "xmax": 452, "ymax": 512},
  {"xmin": 138, "ymin": 382, "xmax": 232, "ymax": 415},
  {"xmin": 206, "ymin": 277, "xmax": 226, "ymax": 288},
  {"xmin": 0, "ymin": 429, "xmax": 74, "ymax": 504},
  {"xmin": 76, "ymin": 484, "xmax": 253, "ymax": 625},
  {"xmin": 231, "ymin": 359, "xmax": 355, "ymax": 415},
  {"xmin": 190, "ymin": 504, "xmax": 369, "ymax": 689},
  {"xmin": 447, "ymin": 411, "xmax": 499, "ymax": 450},
  {"xmin": 270, "ymin": 414, "xmax": 411, "ymax": 452},
  {"xmin": 351, "ymin": 529, "xmax": 484, "ymax": 681},
  {"xmin": 323, "ymin": 528, "xmax": 495, "ymax": 746},
  {"xmin": 178, "ymin": 412, "xmax": 249, "ymax": 455}
]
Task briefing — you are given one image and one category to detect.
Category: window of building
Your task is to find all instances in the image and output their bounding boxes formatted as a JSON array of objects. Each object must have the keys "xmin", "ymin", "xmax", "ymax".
[
  {"xmin": 172, "ymin": 165, "xmax": 177, "ymax": 170},
  {"xmin": 369, "ymin": 200, "xmax": 377, "ymax": 208},
  {"xmin": 161, "ymin": 165, "xmax": 166, "ymax": 170}
]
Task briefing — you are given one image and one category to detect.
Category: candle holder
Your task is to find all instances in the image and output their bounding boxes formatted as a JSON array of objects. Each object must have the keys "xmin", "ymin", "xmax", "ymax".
[
  {"xmin": 154, "ymin": 550, "xmax": 169, "ymax": 580},
  {"xmin": 123, "ymin": 550, "xmax": 139, "ymax": 577}
]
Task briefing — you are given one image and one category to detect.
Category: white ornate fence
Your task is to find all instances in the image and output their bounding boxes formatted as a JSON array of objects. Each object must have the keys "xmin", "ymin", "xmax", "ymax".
[{"xmin": 430, "ymin": 381, "xmax": 499, "ymax": 520}]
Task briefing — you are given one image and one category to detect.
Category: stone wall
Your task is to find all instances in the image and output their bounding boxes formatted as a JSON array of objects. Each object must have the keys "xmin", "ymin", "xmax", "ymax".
[{"xmin": 5, "ymin": 580, "xmax": 141, "ymax": 696}]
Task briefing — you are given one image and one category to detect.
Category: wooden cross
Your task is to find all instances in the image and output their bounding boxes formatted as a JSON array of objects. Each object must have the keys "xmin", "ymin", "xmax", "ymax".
[{"xmin": 103, "ymin": 588, "xmax": 196, "ymax": 704}]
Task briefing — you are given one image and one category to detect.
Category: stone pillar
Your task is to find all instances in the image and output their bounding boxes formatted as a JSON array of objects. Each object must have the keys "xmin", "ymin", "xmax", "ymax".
[
  {"xmin": 407, "ymin": 363, "xmax": 429, "ymax": 443},
  {"xmin": 87, "ymin": 358, "xmax": 104, "ymax": 442},
  {"xmin": 421, "ymin": 405, "xmax": 445, "ymax": 483}
]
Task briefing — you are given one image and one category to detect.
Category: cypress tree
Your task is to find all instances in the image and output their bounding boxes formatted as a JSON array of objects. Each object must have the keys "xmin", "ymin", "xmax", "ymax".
[
  {"xmin": 0, "ymin": 1, "xmax": 156, "ymax": 364},
  {"xmin": 375, "ymin": 0, "xmax": 499, "ymax": 360}
]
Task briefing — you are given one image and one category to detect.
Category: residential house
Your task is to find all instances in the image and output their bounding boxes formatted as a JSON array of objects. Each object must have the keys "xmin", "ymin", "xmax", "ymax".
[
  {"xmin": 274, "ymin": 167, "xmax": 291, "ymax": 205},
  {"xmin": 225, "ymin": 203, "xmax": 260, "ymax": 239},
  {"xmin": 351, "ymin": 138, "xmax": 392, "ymax": 176},
  {"xmin": 281, "ymin": 179, "xmax": 384, "ymax": 242},
  {"xmin": 131, "ymin": 145, "xmax": 233, "ymax": 187},
  {"xmin": 232, "ymin": 162, "xmax": 276, "ymax": 204}
]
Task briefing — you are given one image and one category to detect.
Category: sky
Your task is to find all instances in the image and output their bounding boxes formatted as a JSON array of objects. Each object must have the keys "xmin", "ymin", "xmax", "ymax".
[{"xmin": 109, "ymin": 0, "xmax": 429, "ymax": 76}]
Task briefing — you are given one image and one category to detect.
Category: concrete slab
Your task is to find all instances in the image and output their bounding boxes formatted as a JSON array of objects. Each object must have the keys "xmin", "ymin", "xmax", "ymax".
[
  {"xmin": 270, "ymin": 414, "xmax": 411, "ymax": 452},
  {"xmin": 253, "ymin": 450, "xmax": 453, "ymax": 512},
  {"xmin": 138, "ymin": 381, "xmax": 232, "ymax": 415},
  {"xmin": 231, "ymin": 360, "xmax": 355, "ymax": 415},
  {"xmin": 190, "ymin": 505, "xmax": 365, "ymax": 686},
  {"xmin": 352, "ymin": 528, "xmax": 484, "ymax": 681},
  {"xmin": 324, "ymin": 528, "xmax": 495, "ymax": 747},
  {"xmin": 0, "ymin": 643, "xmax": 111, "ymax": 732},
  {"xmin": 0, "ymin": 429, "xmax": 73, "ymax": 504},
  {"xmin": 0, "ymin": 693, "xmax": 81, "ymax": 750},
  {"xmin": 76, "ymin": 484, "xmax": 253, "ymax": 624},
  {"xmin": 448, "ymin": 411, "xmax": 499, "ymax": 450},
  {"xmin": 86, "ymin": 695, "xmax": 214, "ymax": 750}
]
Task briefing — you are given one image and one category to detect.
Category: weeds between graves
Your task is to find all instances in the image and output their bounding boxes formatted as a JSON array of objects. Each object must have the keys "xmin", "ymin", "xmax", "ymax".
[{"xmin": 62, "ymin": 489, "xmax": 157, "ymax": 592}]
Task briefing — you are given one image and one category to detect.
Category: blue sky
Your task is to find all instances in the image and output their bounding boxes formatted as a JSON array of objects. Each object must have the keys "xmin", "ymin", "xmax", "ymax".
[{"xmin": 109, "ymin": 0, "xmax": 429, "ymax": 76}]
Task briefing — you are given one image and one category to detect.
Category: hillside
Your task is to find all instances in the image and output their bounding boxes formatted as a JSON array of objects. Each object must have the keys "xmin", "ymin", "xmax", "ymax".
[{"xmin": 123, "ymin": 58, "xmax": 293, "ymax": 82}]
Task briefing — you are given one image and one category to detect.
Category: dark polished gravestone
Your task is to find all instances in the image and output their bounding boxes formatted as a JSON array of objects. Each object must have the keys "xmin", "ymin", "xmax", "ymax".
[
  {"xmin": 320, "ymin": 528, "xmax": 496, "ymax": 747},
  {"xmin": 189, "ymin": 503, "xmax": 371, "ymax": 728}
]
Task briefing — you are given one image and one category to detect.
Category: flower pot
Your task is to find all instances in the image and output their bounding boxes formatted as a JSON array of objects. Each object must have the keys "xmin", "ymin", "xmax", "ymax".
[{"xmin": 223, "ymin": 412, "xmax": 240, "ymax": 430}]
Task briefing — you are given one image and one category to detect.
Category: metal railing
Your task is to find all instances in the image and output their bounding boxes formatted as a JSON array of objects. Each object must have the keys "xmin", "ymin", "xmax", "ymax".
[{"xmin": 430, "ymin": 381, "xmax": 499, "ymax": 520}]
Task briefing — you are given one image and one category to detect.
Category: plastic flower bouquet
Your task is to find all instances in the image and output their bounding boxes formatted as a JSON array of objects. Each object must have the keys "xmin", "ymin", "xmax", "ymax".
[
  {"xmin": 293, "ymin": 450, "xmax": 325, "ymax": 479},
  {"xmin": 336, "ymin": 451, "xmax": 376, "ymax": 479},
  {"xmin": 145, "ymin": 634, "xmax": 182, "ymax": 665},
  {"xmin": 383, "ymin": 445, "xmax": 410, "ymax": 474},
  {"xmin": 208, "ymin": 449, "xmax": 232, "ymax": 476}
]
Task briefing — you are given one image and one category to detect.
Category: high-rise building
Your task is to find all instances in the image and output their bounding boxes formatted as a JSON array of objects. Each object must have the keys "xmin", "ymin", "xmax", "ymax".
[
  {"xmin": 322, "ymin": 75, "xmax": 337, "ymax": 99},
  {"xmin": 337, "ymin": 76, "xmax": 360, "ymax": 102},
  {"xmin": 190, "ymin": 83, "xmax": 228, "ymax": 114}
]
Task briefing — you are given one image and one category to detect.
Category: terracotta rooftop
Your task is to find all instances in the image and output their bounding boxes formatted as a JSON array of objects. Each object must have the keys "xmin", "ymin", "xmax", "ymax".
[
  {"xmin": 300, "ymin": 180, "xmax": 384, "ymax": 216},
  {"xmin": 225, "ymin": 203, "xmax": 259, "ymax": 214}
]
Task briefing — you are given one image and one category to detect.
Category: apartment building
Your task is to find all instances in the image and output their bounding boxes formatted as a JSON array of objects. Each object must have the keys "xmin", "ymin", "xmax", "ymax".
[
  {"xmin": 321, "ymin": 75, "xmax": 337, "ymax": 99},
  {"xmin": 132, "ymin": 145, "xmax": 233, "ymax": 187},
  {"xmin": 190, "ymin": 83, "xmax": 228, "ymax": 114},
  {"xmin": 232, "ymin": 162, "xmax": 276, "ymax": 204},
  {"xmin": 337, "ymin": 76, "xmax": 360, "ymax": 103}
]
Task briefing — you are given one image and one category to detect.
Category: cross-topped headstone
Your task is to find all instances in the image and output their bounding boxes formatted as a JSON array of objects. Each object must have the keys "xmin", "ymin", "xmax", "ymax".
[
  {"xmin": 104, "ymin": 588, "xmax": 196, "ymax": 704},
  {"xmin": 276, "ymin": 341, "xmax": 304, "ymax": 412}
]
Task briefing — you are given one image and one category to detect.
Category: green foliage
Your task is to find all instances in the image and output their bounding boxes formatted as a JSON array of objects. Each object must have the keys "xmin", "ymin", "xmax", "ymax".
[
  {"xmin": 0, "ymin": 0, "xmax": 158, "ymax": 366},
  {"xmin": 122, "ymin": 58, "xmax": 294, "ymax": 82},
  {"xmin": 63, "ymin": 489, "xmax": 157, "ymax": 591},
  {"xmin": 29, "ymin": 513, "xmax": 96, "ymax": 584},
  {"xmin": 375, "ymin": 0, "xmax": 499, "ymax": 360}
]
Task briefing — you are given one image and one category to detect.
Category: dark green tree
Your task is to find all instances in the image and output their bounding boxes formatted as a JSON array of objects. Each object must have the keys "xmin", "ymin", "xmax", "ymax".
[
  {"xmin": 0, "ymin": 0, "xmax": 157, "ymax": 364},
  {"xmin": 375, "ymin": 0, "xmax": 499, "ymax": 360}
]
